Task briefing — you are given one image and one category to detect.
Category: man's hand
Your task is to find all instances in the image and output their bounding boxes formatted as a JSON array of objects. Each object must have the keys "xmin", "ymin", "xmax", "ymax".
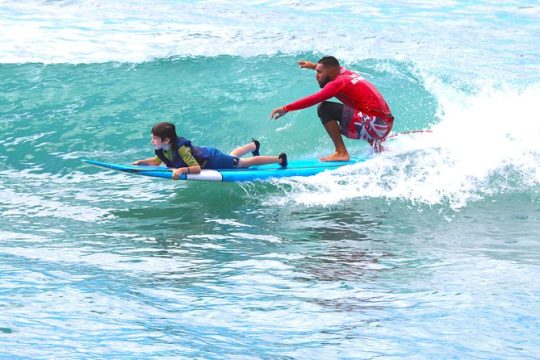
[
  {"xmin": 298, "ymin": 60, "xmax": 316, "ymax": 69},
  {"xmin": 270, "ymin": 107, "xmax": 287, "ymax": 120}
]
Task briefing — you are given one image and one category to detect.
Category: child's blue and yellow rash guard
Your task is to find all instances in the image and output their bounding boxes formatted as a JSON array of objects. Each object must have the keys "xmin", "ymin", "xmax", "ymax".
[{"xmin": 154, "ymin": 146, "xmax": 200, "ymax": 167}]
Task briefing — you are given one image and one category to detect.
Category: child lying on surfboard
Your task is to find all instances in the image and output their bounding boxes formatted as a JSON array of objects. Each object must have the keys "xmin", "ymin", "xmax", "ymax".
[{"xmin": 133, "ymin": 122, "xmax": 287, "ymax": 180}]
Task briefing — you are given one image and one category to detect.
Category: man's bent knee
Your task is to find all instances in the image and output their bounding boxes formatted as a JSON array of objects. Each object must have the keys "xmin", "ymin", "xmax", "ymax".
[
  {"xmin": 317, "ymin": 101, "xmax": 330, "ymax": 123},
  {"xmin": 317, "ymin": 101, "xmax": 342, "ymax": 124}
]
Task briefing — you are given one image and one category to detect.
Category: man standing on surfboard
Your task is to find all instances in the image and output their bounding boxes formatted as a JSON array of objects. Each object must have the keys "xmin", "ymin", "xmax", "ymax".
[{"xmin": 270, "ymin": 56, "xmax": 394, "ymax": 161}]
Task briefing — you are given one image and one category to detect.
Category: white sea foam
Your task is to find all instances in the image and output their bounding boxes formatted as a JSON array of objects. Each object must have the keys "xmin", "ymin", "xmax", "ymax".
[
  {"xmin": 1, "ymin": 1, "xmax": 339, "ymax": 63},
  {"xmin": 2, "ymin": 0, "xmax": 539, "ymax": 83}
]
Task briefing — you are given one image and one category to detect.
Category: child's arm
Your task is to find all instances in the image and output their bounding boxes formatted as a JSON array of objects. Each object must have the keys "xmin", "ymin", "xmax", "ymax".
[
  {"xmin": 172, "ymin": 146, "xmax": 202, "ymax": 180},
  {"xmin": 132, "ymin": 157, "xmax": 162, "ymax": 166},
  {"xmin": 171, "ymin": 164, "xmax": 201, "ymax": 180}
]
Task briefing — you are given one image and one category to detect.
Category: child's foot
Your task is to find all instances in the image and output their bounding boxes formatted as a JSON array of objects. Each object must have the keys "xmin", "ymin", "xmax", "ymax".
[
  {"xmin": 279, "ymin": 153, "xmax": 288, "ymax": 168},
  {"xmin": 251, "ymin": 139, "xmax": 260, "ymax": 156}
]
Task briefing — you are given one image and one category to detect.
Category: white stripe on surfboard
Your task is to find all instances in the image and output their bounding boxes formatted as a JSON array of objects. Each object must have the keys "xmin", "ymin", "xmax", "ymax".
[{"xmin": 185, "ymin": 169, "xmax": 223, "ymax": 181}]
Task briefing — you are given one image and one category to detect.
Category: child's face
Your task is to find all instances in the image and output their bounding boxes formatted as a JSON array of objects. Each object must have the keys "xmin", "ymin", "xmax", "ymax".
[{"xmin": 151, "ymin": 135, "xmax": 170, "ymax": 148}]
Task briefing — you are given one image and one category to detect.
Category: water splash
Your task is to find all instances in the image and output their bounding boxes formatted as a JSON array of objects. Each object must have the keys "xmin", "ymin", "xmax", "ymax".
[{"xmin": 269, "ymin": 85, "xmax": 540, "ymax": 210}]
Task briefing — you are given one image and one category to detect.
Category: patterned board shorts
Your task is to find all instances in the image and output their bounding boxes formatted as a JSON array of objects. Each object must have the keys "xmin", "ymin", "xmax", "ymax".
[{"xmin": 340, "ymin": 105, "xmax": 392, "ymax": 152}]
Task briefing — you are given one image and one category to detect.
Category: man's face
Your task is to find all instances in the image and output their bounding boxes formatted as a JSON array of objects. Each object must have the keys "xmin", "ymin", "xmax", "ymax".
[
  {"xmin": 315, "ymin": 63, "xmax": 337, "ymax": 88},
  {"xmin": 315, "ymin": 63, "xmax": 330, "ymax": 88}
]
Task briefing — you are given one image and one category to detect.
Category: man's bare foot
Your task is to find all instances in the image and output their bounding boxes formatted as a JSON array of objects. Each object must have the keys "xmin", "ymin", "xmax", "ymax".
[{"xmin": 320, "ymin": 152, "xmax": 350, "ymax": 162}]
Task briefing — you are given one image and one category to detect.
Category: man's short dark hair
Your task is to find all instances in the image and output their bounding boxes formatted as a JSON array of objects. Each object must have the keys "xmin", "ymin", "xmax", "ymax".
[{"xmin": 318, "ymin": 56, "xmax": 340, "ymax": 69}]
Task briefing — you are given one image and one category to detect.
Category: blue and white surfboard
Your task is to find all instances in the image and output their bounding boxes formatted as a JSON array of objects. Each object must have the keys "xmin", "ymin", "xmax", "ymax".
[{"xmin": 83, "ymin": 157, "xmax": 369, "ymax": 182}]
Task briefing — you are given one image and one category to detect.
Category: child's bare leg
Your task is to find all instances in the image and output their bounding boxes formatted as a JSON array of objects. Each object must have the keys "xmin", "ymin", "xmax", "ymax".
[
  {"xmin": 229, "ymin": 141, "xmax": 257, "ymax": 157},
  {"xmin": 238, "ymin": 153, "xmax": 287, "ymax": 168},
  {"xmin": 238, "ymin": 156, "xmax": 277, "ymax": 167}
]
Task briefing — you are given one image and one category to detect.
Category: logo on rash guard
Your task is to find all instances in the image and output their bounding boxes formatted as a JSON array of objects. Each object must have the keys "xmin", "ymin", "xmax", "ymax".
[{"xmin": 350, "ymin": 74, "xmax": 365, "ymax": 85}]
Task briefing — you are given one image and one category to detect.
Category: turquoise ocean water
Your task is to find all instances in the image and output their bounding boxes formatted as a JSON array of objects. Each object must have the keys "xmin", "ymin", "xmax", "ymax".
[{"xmin": 1, "ymin": 1, "xmax": 539, "ymax": 358}]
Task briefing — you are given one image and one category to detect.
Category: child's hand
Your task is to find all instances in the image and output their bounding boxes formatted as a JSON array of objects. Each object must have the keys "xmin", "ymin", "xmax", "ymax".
[
  {"xmin": 172, "ymin": 168, "xmax": 184, "ymax": 180},
  {"xmin": 132, "ymin": 160, "xmax": 141, "ymax": 165}
]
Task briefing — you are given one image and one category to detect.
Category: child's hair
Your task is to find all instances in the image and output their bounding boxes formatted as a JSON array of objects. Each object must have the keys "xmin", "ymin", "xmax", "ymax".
[{"xmin": 151, "ymin": 122, "xmax": 178, "ymax": 144}]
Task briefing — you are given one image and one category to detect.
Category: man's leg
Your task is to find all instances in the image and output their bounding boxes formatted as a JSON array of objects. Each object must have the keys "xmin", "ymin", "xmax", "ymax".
[
  {"xmin": 317, "ymin": 101, "xmax": 350, "ymax": 162},
  {"xmin": 321, "ymin": 120, "xmax": 350, "ymax": 161}
]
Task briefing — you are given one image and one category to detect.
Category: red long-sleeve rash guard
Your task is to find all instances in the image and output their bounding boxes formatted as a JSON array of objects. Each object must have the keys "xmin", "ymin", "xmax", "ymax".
[{"xmin": 283, "ymin": 67, "xmax": 393, "ymax": 120}]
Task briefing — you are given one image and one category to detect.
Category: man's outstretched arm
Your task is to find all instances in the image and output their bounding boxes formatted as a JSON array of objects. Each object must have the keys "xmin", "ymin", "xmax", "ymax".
[{"xmin": 298, "ymin": 60, "xmax": 316, "ymax": 69}]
